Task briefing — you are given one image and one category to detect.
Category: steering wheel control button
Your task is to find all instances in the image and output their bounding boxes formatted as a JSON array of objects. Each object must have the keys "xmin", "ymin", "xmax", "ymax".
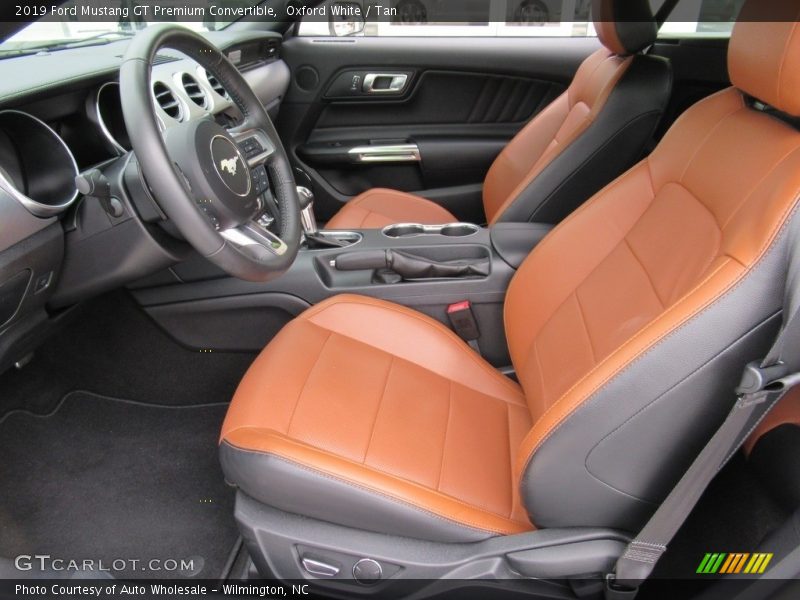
[
  {"xmin": 352, "ymin": 558, "xmax": 382, "ymax": 584},
  {"xmin": 239, "ymin": 136, "xmax": 264, "ymax": 158},
  {"xmin": 197, "ymin": 203, "xmax": 221, "ymax": 230},
  {"xmin": 301, "ymin": 557, "xmax": 340, "ymax": 578},
  {"xmin": 251, "ymin": 165, "xmax": 270, "ymax": 195},
  {"xmin": 256, "ymin": 212, "xmax": 275, "ymax": 229},
  {"xmin": 211, "ymin": 135, "xmax": 251, "ymax": 197}
]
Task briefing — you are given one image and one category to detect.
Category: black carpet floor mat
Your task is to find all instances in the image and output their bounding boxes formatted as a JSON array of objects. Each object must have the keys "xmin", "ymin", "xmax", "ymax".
[
  {"xmin": 640, "ymin": 452, "xmax": 788, "ymax": 599},
  {"xmin": 0, "ymin": 291, "xmax": 256, "ymax": 418},
  {"xmin": 0, "ymin": 391, "xmax": 239, "ymax": 580}
]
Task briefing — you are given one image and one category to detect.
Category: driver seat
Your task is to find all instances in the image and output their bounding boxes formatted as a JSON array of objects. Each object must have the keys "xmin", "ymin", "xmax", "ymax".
[{"xmin": 220, "ymin": 0, "xmax": 800, "ymax": 580}]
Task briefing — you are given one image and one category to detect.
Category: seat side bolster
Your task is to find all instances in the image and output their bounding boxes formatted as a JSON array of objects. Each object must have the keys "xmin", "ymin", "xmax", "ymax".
[
  {"xmin": 220, "ymin": 430, "xmax": 532, "ymax": 543},
  {"xmin": 495, "ymin": 54, "xmax": 673, "ymax": 225},
  {"xmin": 516, "ymin": 207, "xmax": 798, "ymax": 531}
]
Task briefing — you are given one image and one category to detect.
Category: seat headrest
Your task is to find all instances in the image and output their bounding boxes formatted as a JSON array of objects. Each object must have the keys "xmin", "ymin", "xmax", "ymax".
[
  {"xmin": 592, "ymin": 0, "xmax": 658, "ymax": 56},
  {"xmin": 729, "ymin": 0, "xmax": 800, "ymax": 117}
]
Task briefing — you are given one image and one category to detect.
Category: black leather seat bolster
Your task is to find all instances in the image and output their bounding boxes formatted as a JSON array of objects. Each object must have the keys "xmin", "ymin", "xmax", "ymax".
[
  {"xmin": 497, "ymin": 54, "xmax": 673, "ymax": 225},
  {"xmin": 219, "ymin": 441, "xmax": 498, "ymax": 544}
]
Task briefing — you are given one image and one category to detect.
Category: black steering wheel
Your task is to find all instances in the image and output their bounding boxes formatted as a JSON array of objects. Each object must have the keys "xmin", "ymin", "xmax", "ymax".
[{"xmin": 120, "ymin": 25, "xmax": 301, "ymax": 282}]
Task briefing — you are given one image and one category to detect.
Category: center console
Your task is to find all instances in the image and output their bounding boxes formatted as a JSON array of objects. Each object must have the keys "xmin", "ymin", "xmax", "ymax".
[{"xmin": 131, "ymin": 192, "xmax": 552, "ymax": 368}]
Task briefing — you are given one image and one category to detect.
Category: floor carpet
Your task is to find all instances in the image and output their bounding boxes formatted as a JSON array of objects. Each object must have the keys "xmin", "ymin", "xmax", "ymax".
[
  {"xmin": 0, "ymin": 291, "xmax": 256, "ymax": 418},
  {"xmin": 0, "ymin": 391, "xmax": 239, "ymax": 580}
]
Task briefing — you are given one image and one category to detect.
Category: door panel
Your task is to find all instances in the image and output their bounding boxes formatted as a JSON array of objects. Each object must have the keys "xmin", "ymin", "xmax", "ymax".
[
  {"xmin": 277, "ymin": 36, "xmax": 600, "ymax": 222},
  {"xmin": 314, "ymin": 70, "xmax": 560, "ymax": 127}
]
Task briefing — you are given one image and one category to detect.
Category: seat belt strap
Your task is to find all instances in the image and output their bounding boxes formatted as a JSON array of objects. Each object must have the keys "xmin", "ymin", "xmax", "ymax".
[
  {"xmin": 607, "ymin": 225, "xmax": 800, "ymax": 599},
  {"xmin": 607, "ymin": 368, "xmax": 800, "ymax": 598}
]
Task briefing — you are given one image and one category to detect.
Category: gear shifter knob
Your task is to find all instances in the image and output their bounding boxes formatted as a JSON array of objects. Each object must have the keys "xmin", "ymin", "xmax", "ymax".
[
  {"xmin": 296, "ymin": 186, "xmax": 318, "ymax": 235},
  {"xmin": 297, "ymin": 186, "xmax": 318, "ymax": 235},
  {"xmin": 297, "ymin": 186, "xmax": 314, "ymax": 210}
]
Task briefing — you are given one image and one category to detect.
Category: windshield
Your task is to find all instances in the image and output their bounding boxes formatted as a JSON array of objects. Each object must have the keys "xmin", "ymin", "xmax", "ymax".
[{"xmin": 0, "ymin": 1, "xmax": 246, "ymax": 57}]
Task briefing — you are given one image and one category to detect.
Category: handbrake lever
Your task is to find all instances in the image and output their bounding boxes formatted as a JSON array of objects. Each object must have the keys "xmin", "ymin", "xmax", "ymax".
[{"xmin": 331, "ymin": 250, "xmax": 489, "ymax": 279}]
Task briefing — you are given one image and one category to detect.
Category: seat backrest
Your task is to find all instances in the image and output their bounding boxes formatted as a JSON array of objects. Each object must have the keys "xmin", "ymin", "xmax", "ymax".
[
  {"xmin": 505, "ymin": 0, "xmax": 800, "ymax": 532},
  {"xmin": 483, "ymin": 0, "xmax": 671, "ymax": 226}
]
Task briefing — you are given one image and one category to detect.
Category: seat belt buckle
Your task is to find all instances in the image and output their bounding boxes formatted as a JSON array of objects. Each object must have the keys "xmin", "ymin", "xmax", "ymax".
[
  {"xmin": 735, "ymin": 361, "xmax": 789, "ymax": 406},
  {"xmin": 447, "ymin": 301, "xmax": 480, "ymax": 351},
  {"xmin": 604, "ymin": 575, "xmax": 639, "ymax": 600}
]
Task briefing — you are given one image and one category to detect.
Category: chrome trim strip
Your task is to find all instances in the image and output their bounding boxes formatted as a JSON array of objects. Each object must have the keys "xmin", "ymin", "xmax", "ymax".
[
  {"xmin": 301, "ymin": 558, "xmax": 340, "ymax": 578},
  {"xmin": 94, "ymin": 81, "xmax": 127, "ymax": 156},
  {"xmin": 0, "ymin": 109, "xmax": 79, "ymax": 218},
  {"xmin": 221, "ymin": 222, "xmax": 288, "ymax": 256},
  {"xmin": 381, "ymin": 222, "xmax": 480, "ymax": 238},
  {"xmin": 348, "ymin": 143, "xmax": 420, "ymax": 163}
]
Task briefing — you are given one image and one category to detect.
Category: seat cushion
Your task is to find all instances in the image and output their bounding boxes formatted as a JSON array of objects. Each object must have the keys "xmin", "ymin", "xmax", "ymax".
[
  {"xmin": 220, "ymin": 295, "xmax": 533, "ymax": 542},
  {"xmin": 325, "ymin": 188, "xmax": 457, "ymax": 230}
]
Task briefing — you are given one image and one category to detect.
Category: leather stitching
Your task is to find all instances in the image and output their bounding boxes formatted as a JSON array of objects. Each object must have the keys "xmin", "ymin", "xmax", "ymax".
[
  {"xmin": 623, "ymin": 237, "xmax": 666, "ymax": 309},
  {"xmin": 285, "ymin": 331, "xmax": 333, "ymax": 436},
  {"xmin": 362, "ymin": 356, "xmax": 393, "ymax": 462},
  {"xmin": 436, "ymin": 379, "xmax": 453, "ymax": 492},
  {"xmin": 521, "ymin": 198, "xmax": 800, "ymax": 486},
  {"xmin": 223, "ymin": 438, "xmax": 525, "ymax": 536},
  {"xmin": 582, "ymin": 311, "xmax": 782, "ymax": 502},
  {"xmin": 775, "ymin": 22, "xmax": 798, "ymax": 111},
  {"xmin": 303, "ymin": 297, "xmax": 525, "ymax": 401}
]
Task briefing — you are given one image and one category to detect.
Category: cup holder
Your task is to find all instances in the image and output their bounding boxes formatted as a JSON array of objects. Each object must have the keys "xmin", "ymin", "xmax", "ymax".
[
  {"xmin": 382, "ymin": 223, "xmax": 479, "ymax": 239},
  {"xmin": 440, "ymin": 224, "xmax": 480, "ymax": 237}
]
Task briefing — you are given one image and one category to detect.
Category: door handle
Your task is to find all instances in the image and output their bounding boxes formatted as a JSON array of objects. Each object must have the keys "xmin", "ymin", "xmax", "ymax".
[{"xmin": 362, "ymin": 73, "xmax": 408, "ymax": 94}]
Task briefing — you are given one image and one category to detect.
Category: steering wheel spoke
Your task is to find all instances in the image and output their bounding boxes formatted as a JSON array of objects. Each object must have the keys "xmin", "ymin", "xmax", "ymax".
[
  {"xmin": 230, "ymin": 126, "xmax": 276, "ymax": 168},
  {"xmin": 121, "ymin": 24, "xmax": 301, "ymax": 282},
  {"xmin": 220, "ymin": 219, "xmax": 289, "ymax": 257}
]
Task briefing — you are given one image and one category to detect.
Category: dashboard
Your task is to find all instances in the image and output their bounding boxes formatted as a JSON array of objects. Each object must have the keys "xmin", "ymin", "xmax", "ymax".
[{"xmin": 0, "ymin": 28, "xmax": 290, "ymax": 373}]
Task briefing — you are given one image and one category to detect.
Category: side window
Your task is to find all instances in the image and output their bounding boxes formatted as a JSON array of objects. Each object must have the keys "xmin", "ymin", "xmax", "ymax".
[
  {"xmin": 297, "ymin": 0, "xmax": 596, "ymax": 38},
  {"xmin": 658, "ymin": 0, "xmax": 746, "ymax": 38}
]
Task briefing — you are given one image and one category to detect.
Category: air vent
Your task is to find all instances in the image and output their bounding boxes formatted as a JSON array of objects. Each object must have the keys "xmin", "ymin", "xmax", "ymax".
[
  {"xmin": 181, "ymin": 73, "xmax": 208, "ymax": 109},
  {"xmin": 154, "ymin": 53, "xmax": 180, "ymax": 65},
  {"xmin": 152, "ymin": 81, "xmax": 182, "ymax": 121},
  {"xmin": 205, "ymin": 71, "xmax": 229, "ymax": 99},
  {"xmin": 116, "ymin": 53, "xmax": 179, "ymax": 65}
]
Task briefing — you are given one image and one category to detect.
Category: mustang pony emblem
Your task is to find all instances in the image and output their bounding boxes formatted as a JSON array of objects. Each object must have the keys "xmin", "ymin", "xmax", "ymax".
[{"xmin": 219, "ymin": 157, "xmax": 239, "ymax": 177}]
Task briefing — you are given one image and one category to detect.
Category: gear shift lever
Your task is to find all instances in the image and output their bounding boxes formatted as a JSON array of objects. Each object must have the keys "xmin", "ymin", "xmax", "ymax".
[
  {"xmin": 297, "ymin": 186, "xmax": 352, "ymax": 249},
  {"xmin": 297, "ymin": 186, "xmax": 318, "ymax": 235}
]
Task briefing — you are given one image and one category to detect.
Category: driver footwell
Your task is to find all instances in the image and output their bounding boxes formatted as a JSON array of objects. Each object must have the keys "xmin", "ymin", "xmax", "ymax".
[{"xmin": 0, "ymin": 391, "xmax": 239, "ymax": 579}]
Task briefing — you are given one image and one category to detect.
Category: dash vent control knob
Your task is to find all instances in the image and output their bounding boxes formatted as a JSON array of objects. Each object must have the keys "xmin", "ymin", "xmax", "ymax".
[{"xmin": 352, "ymin": 558, "xmax": 382, "ymax": 585}]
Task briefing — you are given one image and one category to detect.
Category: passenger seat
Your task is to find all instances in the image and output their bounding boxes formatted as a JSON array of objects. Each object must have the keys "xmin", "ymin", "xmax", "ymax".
[{"xmin": 326, "ymin": 0, "xmax": 673, "ymax": 229}]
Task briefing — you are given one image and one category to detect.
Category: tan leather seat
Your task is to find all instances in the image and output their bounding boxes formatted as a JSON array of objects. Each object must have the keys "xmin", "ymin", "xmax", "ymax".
[
  {"xmin": 221, "ymin": 0, "xmax": 800, "ymax": 544},
  {"xmin": 326, "ymin": 0, "xmax": 671, "ymax": 230}
]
